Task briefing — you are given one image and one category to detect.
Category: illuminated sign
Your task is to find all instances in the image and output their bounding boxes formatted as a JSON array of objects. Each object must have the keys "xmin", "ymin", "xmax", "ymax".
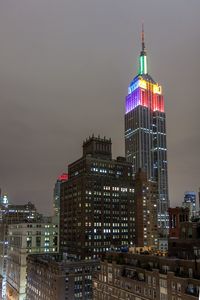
[
  {"xmin": 58, "ymin": 173, "xmax": 68, "ymax": 182},
  {"xmin": 153, "ymin": 84, "xmax": 162, "ymax": 95}
]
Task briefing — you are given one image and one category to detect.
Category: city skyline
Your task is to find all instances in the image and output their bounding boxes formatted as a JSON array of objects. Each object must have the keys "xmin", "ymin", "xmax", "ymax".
[{"xmin": 0, "ymin": 0, "xmax": 200, "ymax": 214}]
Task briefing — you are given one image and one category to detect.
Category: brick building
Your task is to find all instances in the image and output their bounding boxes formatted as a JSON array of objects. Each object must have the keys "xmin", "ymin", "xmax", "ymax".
[
  {"xmin": 26, "ymin": 254, "xmax": 99, "ymax": 300},
  {"xmin": 60, "ymin": 136, "xmax": 135, "ymax": 259},
  {"xmin": 169, "ymin": 207, "xmax": 190, "ymax": 238},
  {"xmin": 93, "ymin": 252, "xmax": 200, "ymax": 300},
  {"xmin": 168, "ymin": 220, "xmax": 200, "ymax": 259},
  {"xmin": 134, "ymin": 169, "xmax": 158, "ymax": 248}
]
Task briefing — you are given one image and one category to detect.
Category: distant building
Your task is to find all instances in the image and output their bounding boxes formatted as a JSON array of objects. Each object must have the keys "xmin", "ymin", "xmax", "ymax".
[
  {"xmin": 157, "ymin": 237, "xmax": 168, "ymax": 254},
  {"xmin": 0, "ymin": 201, "xmax": 38, "ymax": 224},
  {"xmin": 93, "ymin": 252, "xmax": 200, "ymax": 300},
  {"xmin": 182, "ymin": 201, "xmax": 194, "ymax": 221},
  {"xmin": 134, "ymin": 169, "xmax": 158, "ymax": 248},
  {"xmin": 199, "ymin": 188, "xmax": 200, "ymax": 212},
  {"xmin": 53, "ymin": 173, "xmax": 68, "ymax": 217},
  {"xmin": 182, "ymin": 191, "xmax": 196, "ymax": 219},
  {"xmin": 168, "ymin": 219, "xmax": 200, "ymax": 260},
  {"xmin": 6, "ymin": 221, "xmax": 59, "ymax": 300},
  {"xmin": 0, "ymin": 275, "xmax": 2, "ymax": 300},
  {"xmin": 26, "ymin": 254, "xmax": 99, "ymax": 300},
  {"xmin": 0, "ymin": 201, "xmax": 39, "ymax": 299},
  {"xmin": 168, "ymin": 207, "xmax": 190, "ymax": 238},
  {"xmin": 0, "ymin": 194, "xmax": 8, "ymax": 207},
  {"xmin": 60, "ymin": 136, "xmax": 134, "ymax": 259}
]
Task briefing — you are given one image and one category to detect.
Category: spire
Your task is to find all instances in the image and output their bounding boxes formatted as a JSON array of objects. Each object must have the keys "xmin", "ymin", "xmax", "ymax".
[
  {"xmin": 139, "ymin": 23, "xmax": 148, "ymax": 75},
  {"xmin": 141, "ymin": 23, "xmax": 146, "ymax": 53}
]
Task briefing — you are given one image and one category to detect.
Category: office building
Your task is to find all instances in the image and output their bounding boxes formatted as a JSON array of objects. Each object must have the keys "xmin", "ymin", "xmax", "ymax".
[
  {"xmin": 0, "ymin": 194, "xmax": 8, "ymax": 207},
  {"xmin": 0, "ymin": 275, "xmax": 2, "ymax": 300},
  {"xmin": 60, "ymin": 136, "xmax": 135, "ymax": 259},
  {"xmin": 182, "ymin": 191, "xmax": 196, "ymax": 219},
  {"xmin": 124, "ymin": 27, "xmax": 169, "ymax": 231},
  {"xmin": 134, "ymin": 169, "xmax": 158, "ymax": 248},
  {"xmin": 168, "ymin": 207, "xmax": 190, "ymax": 238},
  {"xmin": 53, "ymin": 173, "xmax": 68, "ymax": 217},
  {"xmin": 6, "ymin": 221, "xmax": 59, "ymax": 300},
  {"xmin": 168, "ymin": 216, "xmax": 200, "ymax": 260},
  {"xmin": 26, "ymin": 254, "xmax": 99, "ymax": 300},
  {"xmin": 93, "ymin": 252, "xmax": 200, "ymax": 299},
  {"xmin": 0, "ymin": 201, "xmax": 38, "ymax": 299}
]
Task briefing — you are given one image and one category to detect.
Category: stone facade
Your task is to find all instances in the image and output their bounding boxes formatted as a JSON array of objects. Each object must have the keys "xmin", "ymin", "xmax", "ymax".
[
  {"xmin": 93, "ymin": 253, "xmax": 200, "ymax": 300},
  {"xmin": 26, "ymin": 254, "xmax": 99, "ymax": 300}
]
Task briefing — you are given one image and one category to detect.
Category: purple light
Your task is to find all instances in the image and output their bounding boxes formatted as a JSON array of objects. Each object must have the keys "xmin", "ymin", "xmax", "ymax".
[{"xmin": 125, "ymin": 87, "xmax": 141, "ymax": 113}]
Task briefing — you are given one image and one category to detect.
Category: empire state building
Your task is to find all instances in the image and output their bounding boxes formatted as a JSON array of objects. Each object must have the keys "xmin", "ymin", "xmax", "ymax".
[{"xmin": 125, "ymin": 27, "xmax": 169, "ymax": 230}]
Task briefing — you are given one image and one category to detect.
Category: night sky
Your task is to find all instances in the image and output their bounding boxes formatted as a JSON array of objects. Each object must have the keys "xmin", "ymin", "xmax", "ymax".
[{"xmin": 0, "ymin": 0, "xmax": 199, "ymax": 215}]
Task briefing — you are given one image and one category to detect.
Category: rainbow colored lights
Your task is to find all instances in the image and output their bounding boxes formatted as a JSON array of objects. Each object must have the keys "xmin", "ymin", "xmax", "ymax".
[
  {"xmin": 126, "ymin": 78, "xmax": 164, "ymax": 114},
  {"xmin": 153, "ymin": 85, "xmax": 162, "ymax": 94},
  {"xmin": 126, "ymin": 26, "xmax": 164, "ymax": 114},
  {"xmin": 128, "ymin": 79, "xmax": 147, "ymax": 94}
]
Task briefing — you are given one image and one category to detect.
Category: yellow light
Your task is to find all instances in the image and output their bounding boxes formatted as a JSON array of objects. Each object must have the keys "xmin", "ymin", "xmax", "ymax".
[
  {"xmin": 139, "ymin": 80, "xmax": 147, "ymax": 89},
  {"xmin": 153, "ymin": 84, "xmax": 162, "ymax": 94}
]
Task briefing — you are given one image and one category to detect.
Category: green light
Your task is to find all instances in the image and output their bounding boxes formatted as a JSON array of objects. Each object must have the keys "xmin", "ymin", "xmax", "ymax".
[
  {"xmin": 140, "ymin": 56, "xmax": 143, "ymax": 74},
  {"xmin": 139, "ymin": 55, "xmax": 147, "ymax": 75},
  {"xmin": 144, "ymin": 56, "xmax": 147, "ymax": 74}
]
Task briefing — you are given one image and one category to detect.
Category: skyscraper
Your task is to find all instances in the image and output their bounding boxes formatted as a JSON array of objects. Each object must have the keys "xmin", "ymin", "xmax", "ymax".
[
  {"xmin": 0, "ymin": 201, "xmax": 39, "ymax": 299},
  {"xmin": 125, "ymin": 27, "xmax": 169, "ymax": 231},
  {"xmin": 60, "ymin": 136, "xmax": 135, "ymax": 259},
  {"xmin": 134, "ymin": 169, "xmax": 158, "ymax": 248},
  {"xmin": 53, "ymin": 173, "xmax": 68, "ymax": 217},
  {"xmin": 184, "ymin": 191, "xmax": 196, "ymax": 206}
]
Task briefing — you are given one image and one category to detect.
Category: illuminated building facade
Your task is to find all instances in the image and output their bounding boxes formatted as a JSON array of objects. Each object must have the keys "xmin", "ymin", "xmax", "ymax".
[
  {"xmin": 0, "ymin": 193, "xmax": 8, "ymax": 207},
  {"xmin": 60, "ymin": 136, "xmax": 135, "ymax": 259},
  {"xmin": 169, "ymin": 207, "xmax": 190, "ymax": 238},
  {"xmin": 53, "ymin": 173, "xmax": 68, "ymax": 217},
  {"xmin": 182, "ymin": 191, "xmax": 196, "ymax": 219},
  {"xmin": 26, "ymin": 254, "xmax": 99, "ymax": 300},
  {"xmin": 134, "ymin": 169, "xmax": 158, "ymax": 248},
  {"xmin": 125, "ymin": 28, "xmax": 169, "ymax": 231},
  {"xmin": 0, "ymin": 201, "xmax": 38, "ymax": 300},
  {"xmin": 6, "ymin": 221, "xmax": 59, "ymax": 300}
]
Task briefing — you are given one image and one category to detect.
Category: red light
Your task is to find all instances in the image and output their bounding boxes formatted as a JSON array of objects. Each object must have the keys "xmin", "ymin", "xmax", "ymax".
[
  {"xmin": 58, "ymin": 173, "xmax": 68, "ymax": 182},
  {"xmin": 152, "ymin": 94, "xmax": 164, "ymax": 112}
]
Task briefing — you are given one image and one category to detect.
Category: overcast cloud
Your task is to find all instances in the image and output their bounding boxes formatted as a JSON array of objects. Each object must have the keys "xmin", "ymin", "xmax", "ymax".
[{"xmin": 0, "ymin": 0, "xmax": 199, "ymax": 214}]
